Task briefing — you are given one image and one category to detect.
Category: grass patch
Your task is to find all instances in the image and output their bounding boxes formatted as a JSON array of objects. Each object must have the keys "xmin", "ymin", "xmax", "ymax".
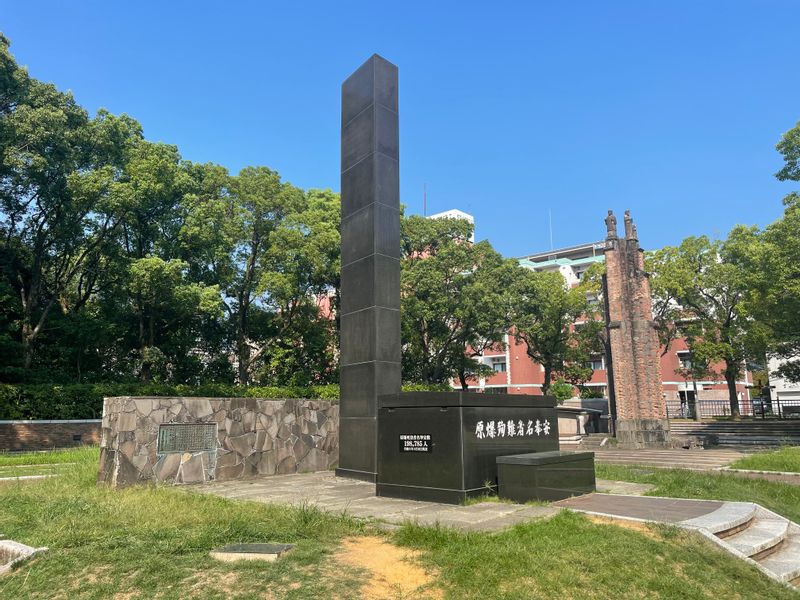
[
  {"xmin": 730, "ymin": 446, "xmax": 800, "ymax": 473},
  {"xmin": 597, "ymin": 463, "xmax": 800, "ymax": 522},
  {"xmin": 0, "ymin": 447, "xmax": 369, "ymax": 599},
  {"xmin": 0, "ymin": 464, "xmax": 65, "ymax": 478},
  {"xmin": 0, "ymin": 447, "xmax": 794, "ymax": 598},
  {"xmin": 0, "ymin": 447, "xmax": 88, "ymax": 467},
  {"xmin": 393, "ymin": 511, "xmax": 794, "ymax": 599}
]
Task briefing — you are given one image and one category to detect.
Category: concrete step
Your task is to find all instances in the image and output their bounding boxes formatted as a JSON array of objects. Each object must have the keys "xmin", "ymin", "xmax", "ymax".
[
  {"xmin": 682, "ymin": 502, "xmax": 758, "ymax": 535},
  {"xmin": 671, "ymin": 426, "xmax": 800, "ymax": 434},
  {"xmin": 724, "ymin": 518, "xmax": 788, "ymax": 558},
  {"xmin": 715, "ymin": 438, "xmax": 800, "ymax": 446},
  {"xmin": 758, "ymin": 532, "xmax": 800, "ymax": 583}
]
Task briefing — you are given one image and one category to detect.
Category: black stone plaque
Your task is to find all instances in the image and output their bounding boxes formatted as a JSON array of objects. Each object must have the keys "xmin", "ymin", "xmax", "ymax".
[
  {"xmin": 399, "ymin": 434, "xmax": 432, "ymax": 453},
  {"xmin": 157, "ymin": 423, "xmax": 217, "ymax": 453}
]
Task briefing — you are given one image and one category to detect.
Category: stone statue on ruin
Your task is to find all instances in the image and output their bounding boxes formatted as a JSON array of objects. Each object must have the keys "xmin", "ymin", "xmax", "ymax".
[
  {"xmin": 605, "ymin": 210, "xmax": 617, "ymax": 238},
  {"xmin": 624, "ymin": 209, "xmax": 634, "ymax": 239}
]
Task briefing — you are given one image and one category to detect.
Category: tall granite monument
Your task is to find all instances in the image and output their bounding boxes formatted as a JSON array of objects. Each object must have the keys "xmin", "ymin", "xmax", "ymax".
[
  {"xmin": 602, "ymin": 210, "xmax": 671, "ymax": 448},
  {"xmin": 336, "ymin": 55, "xmax": 402, "ymax": 481}
]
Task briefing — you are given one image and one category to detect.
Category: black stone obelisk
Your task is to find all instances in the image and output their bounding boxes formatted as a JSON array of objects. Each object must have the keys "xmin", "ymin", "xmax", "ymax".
[{"xmin": 336, "ymin": 55, "xmax": 401, "ymax": 482}]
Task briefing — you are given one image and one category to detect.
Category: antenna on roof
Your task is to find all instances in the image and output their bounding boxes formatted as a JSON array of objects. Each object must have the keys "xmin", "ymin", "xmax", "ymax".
[{"xmin": 549, "ymin": 209, "xmax": 554, "ymax": 251}]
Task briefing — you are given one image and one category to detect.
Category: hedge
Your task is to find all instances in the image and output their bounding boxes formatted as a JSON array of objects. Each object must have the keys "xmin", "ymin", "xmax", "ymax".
[{"xmin": 0, "ymin": 382, "xmax": 450, "ymax": 420}]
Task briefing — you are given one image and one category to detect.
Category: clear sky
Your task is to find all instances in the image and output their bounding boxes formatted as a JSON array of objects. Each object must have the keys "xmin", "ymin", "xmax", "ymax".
[{"xmin": 3, "ymin": 1, "xmax": 798, "ymax": 257}]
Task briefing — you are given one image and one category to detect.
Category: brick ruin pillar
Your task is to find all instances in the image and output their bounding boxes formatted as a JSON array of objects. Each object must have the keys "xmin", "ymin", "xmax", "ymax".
[
  {"xmin": 602, "ymin": 210, "xmax": 671, "ymax": 448},
  {"xmin": 336, "ymin": 55, "xmax": 402, "ymax": 481}
]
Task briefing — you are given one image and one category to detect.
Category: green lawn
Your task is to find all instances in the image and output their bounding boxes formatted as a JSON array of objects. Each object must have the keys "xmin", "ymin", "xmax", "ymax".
[
  {"xmin": 596, "ymin": 463, "xmax": 800, "ymax": 522},
  {"xmin": 0, "ymin": 464, "xmax": 64, "ymax": 478},
  {"xmin": 0, "ymin": 447, "xmax": 87, "ymax": 466},
  {"xmin": 0, "ymin": 448, "xmax": 795, "ymax": 599},
  {"xmin": 730, "ymin": 446, "xmax": 800, "ymax": 473}
]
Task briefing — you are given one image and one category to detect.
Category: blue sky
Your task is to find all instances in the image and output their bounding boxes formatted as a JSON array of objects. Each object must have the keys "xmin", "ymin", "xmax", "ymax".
[{"xmin": 3, "ymin": 1, "xmax": 798, "ymax": 257}]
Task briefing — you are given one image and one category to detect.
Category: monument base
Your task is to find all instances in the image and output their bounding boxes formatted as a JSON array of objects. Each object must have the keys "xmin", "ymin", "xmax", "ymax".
[
  {"xmin": 334, "ymin": 468, "xmax": 377, "ymax": 483},
  {"xmin": 615, "ymin": 418, "xmax": 671, "ymax": 449},
  {"xmin": 377, "ymin": 391, "xmax": 559, "ymax": 505}
]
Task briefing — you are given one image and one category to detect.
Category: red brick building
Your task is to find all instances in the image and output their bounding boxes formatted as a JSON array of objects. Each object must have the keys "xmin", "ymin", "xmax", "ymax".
[{"xmin": 456, "ymin": 240, "xmax": 754, "ymax": 416}]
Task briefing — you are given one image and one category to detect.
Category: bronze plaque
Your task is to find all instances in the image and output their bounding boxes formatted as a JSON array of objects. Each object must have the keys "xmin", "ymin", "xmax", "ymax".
[{"xmin": 157, "ymin": 423, "xmax": 217, "ymax": 453}]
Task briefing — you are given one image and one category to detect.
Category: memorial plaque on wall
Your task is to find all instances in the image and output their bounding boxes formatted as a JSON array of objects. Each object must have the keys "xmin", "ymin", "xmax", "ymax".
[{"xmin": 157, "ymin": 423, "xmax": 217, "ymax": 453}]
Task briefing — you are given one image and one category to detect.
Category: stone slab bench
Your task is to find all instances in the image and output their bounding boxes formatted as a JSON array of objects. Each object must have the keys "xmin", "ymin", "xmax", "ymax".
[{"xmin": 496, "ymin": 451, "xmax": 596, "ymax": 503}]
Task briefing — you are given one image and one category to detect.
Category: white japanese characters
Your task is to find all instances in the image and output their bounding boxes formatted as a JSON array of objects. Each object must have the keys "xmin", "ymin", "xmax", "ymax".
[{"xmin": 474, "ymin": 418, "xmax": 551, "ymax": 439}]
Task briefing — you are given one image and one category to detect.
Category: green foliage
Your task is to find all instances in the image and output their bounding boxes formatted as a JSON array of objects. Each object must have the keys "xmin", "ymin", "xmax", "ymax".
[
  {"xmin": 510, "ymin": 269, "xmax": 600, "ymax": 394},
  {"xmin": 0, "ymin": 382, "xmax": 452, "ymax": 419},
  {"xmin": 775, "ymin": 120, "xmax": 800, "ymax": 181},
  {"xmin": 730, "ymin": 447, "xmax": 800, "ymax": 474},
  {"xmin": 579, "ymin": 385, "xmax": 604, "ymax": 399},
  {"xmin": 648, "ymin": 233, "xmax": 769, "ymax": 416},
  {"xmin": 549, "ymin": 378, "xmax": 575, "ymax": 402},
  {"xmin": 401, "ymin": 215, "xmax": 518, "ymax": 388},
  {"xmin": 0, "ymin": 38, "xmax": 341, "ymax": 387}
]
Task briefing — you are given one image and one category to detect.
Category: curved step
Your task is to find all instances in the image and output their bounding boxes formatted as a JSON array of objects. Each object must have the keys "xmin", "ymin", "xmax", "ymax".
[
  {"xmin": 759, "ymin": 533, "xmax": 800, "ymax": 583},
  {"xmin": 681, "ymin": 502, "xmax": 757, "ymax": 535},
  {"xmin": 724, "ymin": 518, "xmax": 788, "ymax": 558}
]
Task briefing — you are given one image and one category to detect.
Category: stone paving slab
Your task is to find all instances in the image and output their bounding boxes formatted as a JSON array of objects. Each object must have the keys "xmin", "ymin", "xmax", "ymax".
[
  {"xmin": 555, "ymin": 493, "xmax": 725, "ymax": 523},
  {"xmin": 191, "ymin": 471, "xmax": 558, "ymax": 532}
]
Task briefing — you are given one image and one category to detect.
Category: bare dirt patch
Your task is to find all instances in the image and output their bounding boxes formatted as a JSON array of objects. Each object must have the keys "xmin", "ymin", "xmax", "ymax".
[
  {"xmin": 335, "ymin": 536, "xmax": 442, "ymax": 600},
  {"xmin": 586, "ymin": 515, "xmax": 662, "ymax": 539}
]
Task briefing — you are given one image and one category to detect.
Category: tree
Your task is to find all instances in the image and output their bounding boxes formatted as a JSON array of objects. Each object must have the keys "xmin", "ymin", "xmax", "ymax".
[
  {"xmin": 648, "ymin": 233, "xmax": 766, "ymax": 418},
  {"xmin": 756, "ymin": 120, "xmax": 800, "ymax": 382},
  {"xmin": 401, "ymin": 216, "xmax": 517, "ymax": 387},
  {"xmin": 0, "ymin": 36, "xmax": 143, "ymax": 370},
  {"xmin": 253, "ymin": 188, "xmax": 341, "ymax": 385},
  {"xmin": 214, "ymin": 166, "xmax": 304, "ymax": 384},
  {"xmin": 509, "ymin": 269, "xmax": 597, "ymax": 395}
]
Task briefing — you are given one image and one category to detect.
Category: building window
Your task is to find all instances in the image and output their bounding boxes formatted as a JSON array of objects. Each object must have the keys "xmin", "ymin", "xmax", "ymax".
[
  {"xmin": 485, "ymin": 387, "xmax": 508, "ymax": 394},
  {"xmin": 677, "ymin": 351, "xmax": 692, "ymax": 370},
  {"xmin": 586, "ymin": 356, "xmax": 604, "ymax": 371},
  {"xmin": 491, "ymin": 357, "xmax": 507, "ymax": 373}
]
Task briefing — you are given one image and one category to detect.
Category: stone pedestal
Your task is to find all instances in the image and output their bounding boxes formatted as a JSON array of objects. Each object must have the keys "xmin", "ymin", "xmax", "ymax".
[
  {"xmin": 376, "ymin": 392, "xmax": 558, "ymax": 503},
  {"xmin": 336, "ymin": 55, "xmax": 401, "ymax": 482},
  {"xmin": 615, "ymin": 418, "xmax": 671, "ymax": 449}
]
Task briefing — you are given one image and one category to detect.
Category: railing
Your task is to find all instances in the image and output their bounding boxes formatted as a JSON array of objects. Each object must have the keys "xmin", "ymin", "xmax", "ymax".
[{"xmin": 666, "ymin": 398, "xmax": 800, "ymax": 420}]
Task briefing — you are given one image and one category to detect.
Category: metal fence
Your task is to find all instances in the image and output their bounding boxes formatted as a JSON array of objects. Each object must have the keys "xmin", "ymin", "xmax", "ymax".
[{"xmin": 666, "ymin": 398, "xmax": 800, "ymax": 420}]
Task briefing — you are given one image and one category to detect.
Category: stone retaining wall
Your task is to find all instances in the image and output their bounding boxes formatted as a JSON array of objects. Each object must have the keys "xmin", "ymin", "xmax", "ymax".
[
  {"xmin": 97, "ymin": 397, "xmax": 339, "ymax": 487},
  {"xmin": 0, "ymin": 420, "xmax": 101, "ymax": 452}
]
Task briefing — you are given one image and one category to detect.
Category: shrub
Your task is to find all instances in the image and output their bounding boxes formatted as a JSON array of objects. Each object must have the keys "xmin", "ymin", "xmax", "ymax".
[{"xmin": 0, "ymin": 382, "xmax": 449, "ymax": 419}]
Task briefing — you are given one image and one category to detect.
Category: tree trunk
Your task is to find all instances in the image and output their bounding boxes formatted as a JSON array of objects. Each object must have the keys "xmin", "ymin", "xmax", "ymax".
[
  {"xmin": 542, "ymin": 364, "xmax": 552, "ymax": 396},
  {"xmin": 21, "ymin": 324, "xmax": 34, "ymax": 369},
  {"xmin": 458, "ymin": 369, "xmax": 469, "ymax": 390},
  {"xmin": 237, "ymin": 336, "xmax": 250, "ymax": 385},
  {"xmin": 724, "ymin": 362, "xmax": 741, "ymax": 419}
]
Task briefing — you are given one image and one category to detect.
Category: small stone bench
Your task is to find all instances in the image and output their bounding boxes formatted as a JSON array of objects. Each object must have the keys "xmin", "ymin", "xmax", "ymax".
[{"xmin": 496, "ymin": 451, "xmax": 596, "ymax": 503}]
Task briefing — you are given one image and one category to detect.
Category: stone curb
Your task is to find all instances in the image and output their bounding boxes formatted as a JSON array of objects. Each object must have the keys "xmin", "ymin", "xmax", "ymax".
[
  {"xmin": 0, "ymin": 539, "xmax": 47, "ymax": 575},
  {"xmin": 719, "ymin": 467, "xmax": 800, "ymax": 478}
]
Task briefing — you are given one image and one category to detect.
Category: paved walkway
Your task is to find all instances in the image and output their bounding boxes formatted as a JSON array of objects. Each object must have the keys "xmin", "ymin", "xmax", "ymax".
[
  {"xmin": 556, "ymin": 493, "xmax": 725, "ymax": 523},
  {"xmin": 191, "ymin": 472, "xmax": 558, "ymax": 532},
  {"xmin": 593, "ymin": 448, "xmax": 745, "ymax": 470}
]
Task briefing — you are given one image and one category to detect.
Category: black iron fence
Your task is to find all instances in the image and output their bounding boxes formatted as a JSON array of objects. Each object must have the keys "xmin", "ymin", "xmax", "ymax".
[{"xmin": 666, "ymin": 398, "xmax": 800, "ymax": 420}]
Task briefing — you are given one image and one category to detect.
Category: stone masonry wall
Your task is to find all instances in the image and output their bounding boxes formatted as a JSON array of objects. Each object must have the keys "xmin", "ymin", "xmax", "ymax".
[
  {"xmin": 97, "ymin": 397, "xmax": 338, "ymax": 487},
  {"xmin": 0, "ymin": 420, "xmax": 101, "ymax": 452}
]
